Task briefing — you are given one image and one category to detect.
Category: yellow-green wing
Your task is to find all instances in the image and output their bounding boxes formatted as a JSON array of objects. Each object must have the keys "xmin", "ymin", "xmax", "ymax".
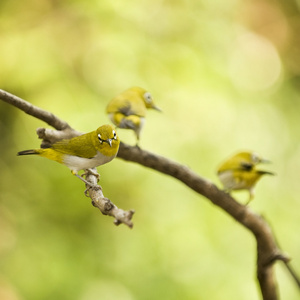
[
  {"xmin": 107, "ymin": 93, "xmax": 146, "ymax": 117},
  {"xmin": 52, "ymin": 132, "xmax": 98, "ymax": 158}
]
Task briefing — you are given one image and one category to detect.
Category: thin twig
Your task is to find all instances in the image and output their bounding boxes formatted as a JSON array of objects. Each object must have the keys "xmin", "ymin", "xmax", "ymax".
[
  {"xmin": 284, "ymin": 263, "xmax": 300, "ymax": 288},
  {"xmin": 84, "ymin": 169, "xmax": 134, "ymax": 228}
]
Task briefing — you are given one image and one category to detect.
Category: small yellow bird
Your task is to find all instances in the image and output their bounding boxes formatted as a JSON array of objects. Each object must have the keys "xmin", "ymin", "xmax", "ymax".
[
  {"xmin": 106, "ymin": 87, "xmax": 161, "ymax": 145},
  {"xmin": 18, "ymin": 124, "xmax": 120, "ymax": 183},
  {"xmin": 217, "ymin": 151, "xmax": 274, "ymax": 204}
]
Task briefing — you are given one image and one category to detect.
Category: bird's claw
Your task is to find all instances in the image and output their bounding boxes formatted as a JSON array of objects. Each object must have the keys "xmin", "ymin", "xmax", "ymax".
[{"xmin": 82, "ymin": 168, "xmax": 100, "ymax": 182}]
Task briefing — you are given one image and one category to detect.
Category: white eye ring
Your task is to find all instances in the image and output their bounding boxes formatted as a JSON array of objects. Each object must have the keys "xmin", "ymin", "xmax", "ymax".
[
  {"xmin": 98, "ymin": 133, "xmax": 103, "ymax": 144},
  {"xmin": 113, "ymin": 130, "xmax": 117, "ymax": 140},
  {"xmin": 143, "ymin": 92, "xmax": 152, "ymax": 103},
  {"xmin": 251, "ymin": 153, "xmax": 260, "ymax": 164}
]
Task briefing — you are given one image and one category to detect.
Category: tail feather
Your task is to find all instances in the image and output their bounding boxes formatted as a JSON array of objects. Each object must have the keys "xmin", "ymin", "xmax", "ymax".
[{"xmin": 17, "ymin": 150, "xmax": 38, "ymax": 156}]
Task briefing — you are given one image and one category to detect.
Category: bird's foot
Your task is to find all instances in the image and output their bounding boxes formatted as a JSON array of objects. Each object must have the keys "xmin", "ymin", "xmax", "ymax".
[
  {"xmin": 82, "ymin": 168, "xmax": 100, "ymax": 182},
  {"xmin": 74, "ymin": 173, "xmax": 95, "ymax": 186},
  {"xmin": 74, "ymin": 173, "xmax": 101, "ymax": 194}
]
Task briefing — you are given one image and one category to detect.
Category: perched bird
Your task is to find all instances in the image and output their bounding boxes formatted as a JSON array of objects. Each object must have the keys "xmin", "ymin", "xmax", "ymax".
[
  {"xmin": 106, "ymin": 87, "xmax": 161, "ymax": 145},
  {"xmin": 18, "ymin": 124, "xmax": 120, "ymax": 183},
  {"xmin": 217, "ymin": 151, "xmax": 274, "ymax": 204}
]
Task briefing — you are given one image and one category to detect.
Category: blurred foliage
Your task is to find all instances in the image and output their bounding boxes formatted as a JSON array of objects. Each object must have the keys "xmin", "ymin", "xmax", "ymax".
[{"xmin": 0, "ymin": 0, "xmax": 300, "ymax": 299}]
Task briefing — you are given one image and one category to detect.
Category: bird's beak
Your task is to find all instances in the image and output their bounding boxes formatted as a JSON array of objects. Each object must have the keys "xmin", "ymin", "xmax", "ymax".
[
  {"xmin": 260, "ymin": 158, "xmax": 271, "ymax": 164},
  {"xmin": 152, "ymin": 105, "xmax": 162, "ymax": 112},
  {"xmin": 104, "ymin": 139, "xmax": 113, "ymax": 147}
]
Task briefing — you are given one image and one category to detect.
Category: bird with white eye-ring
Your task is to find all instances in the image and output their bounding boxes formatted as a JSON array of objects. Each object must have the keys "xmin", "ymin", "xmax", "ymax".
[
  {"xmin": 217, "ymin": 151, "xmax": 275, "ymax": 204},
  {"xmin": 106, "ymin": 87, "xmax": 161, "ymax": 146},
  {"xmin": 17, "ymin": 124, "xmax": 120, "ymax": 186}
]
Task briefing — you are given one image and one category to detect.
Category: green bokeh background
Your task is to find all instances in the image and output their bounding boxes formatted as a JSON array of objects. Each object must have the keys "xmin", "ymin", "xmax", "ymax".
[{"xmin": 0, "ymin": 0, "xmax": 299, "ymax": 299}]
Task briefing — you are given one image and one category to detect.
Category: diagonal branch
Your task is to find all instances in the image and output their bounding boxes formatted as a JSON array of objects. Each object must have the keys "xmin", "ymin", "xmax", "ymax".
[
  {"xmin": 1, "ymin": 88, "xmax": 299, "ymax": 300},
  {"xmin": 0, "ymin": 89, "xmax": 71, "ymax": 130},
  {"xmin": 116, "ymin": 143, "xmax": 287, "ymax": 299}
]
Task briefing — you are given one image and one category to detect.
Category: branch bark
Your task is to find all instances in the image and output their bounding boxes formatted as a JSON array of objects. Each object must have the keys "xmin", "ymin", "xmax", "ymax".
[{"xmin": 1, "ymin": 88, "xmax": 299, "ymax": 300}]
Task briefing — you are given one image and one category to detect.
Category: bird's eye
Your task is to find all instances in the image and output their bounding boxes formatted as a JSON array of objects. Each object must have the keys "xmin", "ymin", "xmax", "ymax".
[
  {"xmin": 113, "ymin": 130, "xmax": 117, "ymax": 140},
  {"xmin": 98, "ymin": 133, "xmax": 103, "ymax": 144},
  {"xmin": 143, "ymin": 92, "xmax": 152, "ymax": 103}
]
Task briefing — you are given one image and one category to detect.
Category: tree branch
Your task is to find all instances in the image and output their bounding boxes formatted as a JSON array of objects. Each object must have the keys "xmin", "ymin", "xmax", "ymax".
[
  {"xmin": 1, "ymin": 88, "xmax": 299, "ymax": 300},
  {"xmin": 84, "ymin": 169, "xmax": 134, "ymax": 228},
  {"xmin": 116, "ymin": 143, "xmax": 287, "ymax": 299},
  {"xmin": 0, "ymin": 89, "xmax": 71, "ymax": 131},
  {"xmin": 0, "ymin": 89, "xmax": 134, "ymax": 228}
]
